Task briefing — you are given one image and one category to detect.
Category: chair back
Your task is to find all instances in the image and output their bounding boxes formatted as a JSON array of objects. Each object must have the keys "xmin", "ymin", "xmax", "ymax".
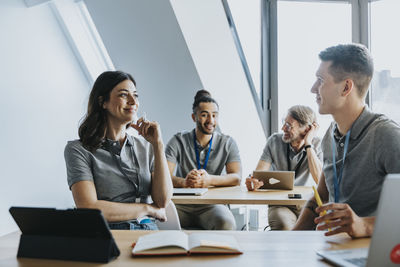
[{"xmin": 155, "ymin": 202, "xmax": 181, "ymax": 230}]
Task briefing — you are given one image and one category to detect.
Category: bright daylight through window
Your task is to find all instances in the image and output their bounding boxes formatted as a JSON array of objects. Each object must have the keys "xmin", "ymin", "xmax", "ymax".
[
  {"xmin": 370, "ymin": 0, "xmax": 400, "ymax": 124},
  {"xmin": 277, "ymin": 1, "xmax": 351, "ymax": 138}
]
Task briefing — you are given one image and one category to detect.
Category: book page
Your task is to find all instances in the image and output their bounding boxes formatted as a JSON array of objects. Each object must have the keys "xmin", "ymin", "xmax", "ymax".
[
  {"xmin": 188, "ymin": 233, "xmax": 241, "ymax": 253},
  {"xmin": 132, "ymin": 231, "xmax": 189, "ymax": 254}
]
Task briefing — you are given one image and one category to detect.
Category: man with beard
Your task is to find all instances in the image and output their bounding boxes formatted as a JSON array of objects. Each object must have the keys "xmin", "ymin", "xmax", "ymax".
[
  {"xmin": 165, "ymin": 90, "xmax": 241, "ymax": 230},
  {"xmin": 246, "ymin": 105, "xmax": 322, "ymax": 230}
]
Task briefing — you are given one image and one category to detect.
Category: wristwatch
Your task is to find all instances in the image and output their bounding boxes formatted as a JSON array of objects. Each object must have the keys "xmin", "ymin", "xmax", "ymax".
[{"xmin": 304, "ymin": 144, "xmax": 312, "ymax": 150}]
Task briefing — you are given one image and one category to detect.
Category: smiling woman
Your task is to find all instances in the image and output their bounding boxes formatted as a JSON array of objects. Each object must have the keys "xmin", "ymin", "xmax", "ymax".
[
  {"xmin": 102, "ymin": 79, "xmax": 139, "ymax": 128},
  {"xmin": 64, "ymin": 71, "xmax": 173, "ymax": 230},
  {"xmin": 78, "ymin": 71, "xmax": 137, "ymax": 151}
]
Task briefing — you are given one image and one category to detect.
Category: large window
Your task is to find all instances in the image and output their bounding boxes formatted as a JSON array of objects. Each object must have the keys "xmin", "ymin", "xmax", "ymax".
[
  {"xmin": 277, "ymin": 1, "xmax": 351, "ymax": 137},
  {"xmin": 370, "ymin": 0, "xmax": 400, "ymax": 123},
  {"xmin": 225, "ymin": 0, "xmax": 399, "ymax": 137},
  {"xmin": 227, "ymin": 0, "xmax": 262, "ymax": 99}
]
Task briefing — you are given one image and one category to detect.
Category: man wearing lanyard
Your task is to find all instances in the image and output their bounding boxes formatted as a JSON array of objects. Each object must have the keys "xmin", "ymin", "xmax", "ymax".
[
  {"xmin": 246, "ymin": 105, "xmax": 323, "ymax": 230},
  {"xmin": 165, "ymin": 90, "xmax": 242, "ymax": 230},
  {"xmin": 293, "ymin": 44, "xmax": 400, "ymax": 237}
]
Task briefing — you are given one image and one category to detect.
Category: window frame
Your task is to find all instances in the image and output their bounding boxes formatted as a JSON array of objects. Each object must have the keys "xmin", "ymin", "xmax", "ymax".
[{"xmin": 223, "ymin": 0, "xmax": 374, "ymax": 137}]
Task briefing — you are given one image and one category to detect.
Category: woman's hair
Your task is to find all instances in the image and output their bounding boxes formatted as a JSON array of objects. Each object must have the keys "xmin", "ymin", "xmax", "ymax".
[
  {"xmin": 192, "ymin": 89, "xmax": 219, "ymax": 113},
  {"xmin": 79, "ymin": 71, "xmax": 136, "ymax": 152}
]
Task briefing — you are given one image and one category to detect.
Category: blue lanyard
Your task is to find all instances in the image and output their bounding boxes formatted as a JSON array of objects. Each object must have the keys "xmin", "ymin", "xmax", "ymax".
[
  {"xmin": 193, "ymin": 131, "xmax": 213, "ymax": 170},
  {"xmin": 331, "ymin": 128, "xmax": 351, "ymax": 203}
]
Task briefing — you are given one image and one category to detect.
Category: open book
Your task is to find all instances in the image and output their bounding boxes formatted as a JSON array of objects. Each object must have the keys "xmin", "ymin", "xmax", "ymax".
[{"xmin": 132, "ymin": 231, "xmax": 242, "ymax": 256}]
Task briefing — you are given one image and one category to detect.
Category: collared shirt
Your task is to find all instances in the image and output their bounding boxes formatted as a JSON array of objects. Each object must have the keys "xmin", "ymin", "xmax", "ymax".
[
  {"xmin": 64, "ymin": 135, "xmax": 154, "ymax": 203},
  {"xmin": 165, "ymin": 129, "xmax": 241, "ymax": 177},
  {"xmin": 260, "ymin": 133, "xmax": 322, "ymax": 186},
  {"xmin": 322, "ymin": 106, "xmax": 400, "ymax": 217}
]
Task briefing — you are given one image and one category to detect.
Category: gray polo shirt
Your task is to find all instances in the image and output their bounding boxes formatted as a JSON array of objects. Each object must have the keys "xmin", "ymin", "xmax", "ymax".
[
  {"xmin": 165, "ymin": 129, "xmax": 241, "ymax": 177},
  {"xmin": 64, "ymin": 134, "xmax": 153, "ymax": 203},
  {"xmin": 260, "ymin": 133, "xmax": 322, "ymax": 186},
  {"xmin": 322, "ymin": 106, "xmax": 400, "ymax": 217}
]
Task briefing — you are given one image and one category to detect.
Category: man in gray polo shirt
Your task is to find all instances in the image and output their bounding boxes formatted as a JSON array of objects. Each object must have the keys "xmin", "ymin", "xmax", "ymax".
[
  {"xmin": 246, "ymin": 105, "xmax": 322, "ymax": 230},
  {"xmin": 293, "ymin": 44, "xmax": 400, "ymax": 238},
  {"xmin": 165, "ymin": 90, "xmax": 241, "ymax": 230}
]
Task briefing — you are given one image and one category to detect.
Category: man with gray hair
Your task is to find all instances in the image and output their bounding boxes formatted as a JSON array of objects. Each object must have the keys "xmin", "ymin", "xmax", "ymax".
[
  {"xmin": 246, "ymin": 105, "xmax": 323, "ymax": 230},
  {"xmin": 293, "ymin": 43, "xmax": 400, "ymax": 238}
]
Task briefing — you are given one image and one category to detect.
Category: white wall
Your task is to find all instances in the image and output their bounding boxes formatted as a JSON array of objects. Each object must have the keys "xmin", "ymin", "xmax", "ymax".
[
  {"xmin": 170, "ymin": 0, "xmax": 266, "ymax": 179},
  {"xmin": 84, "ymin": 0, "xmax": 204, "ymax": 142},
  {"xmin": 84, "ymin": 0, "xmax": 267, "ymax": 178},
  {"xmin": 0, "ymin": 0, "xmax": 89, "ymax": 236},
  {"xmin": 0, "ymin": 0, "xmax": 269, "ymax": 236}
]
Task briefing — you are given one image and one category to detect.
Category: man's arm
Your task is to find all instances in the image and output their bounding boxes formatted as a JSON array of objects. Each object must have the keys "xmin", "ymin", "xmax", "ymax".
[
  {"xmin": 167, "ymin": 161, "xmax": 186, "ymax": 188},
  {"xmin": 255, "ymin": 160, "xmax": 271, "ymax": 171},
  {"xmin": 305, "ymin": 146, "xmax": 322, "ymax": 184},
  {"xmin": 304, "ymin": 123, "xmax": 322, "ymax": 184},
  {"xmin": 292, "ymin": 172, "xmax": 329, "ymax": 230},
  {"xmin": 165, "ymin": 135, "xmax": 191, "ymax": 188},
  {"xmin": 294, "ymin": 171, "xmax": 375, "ymax": 238},
  {"xmin": 245, "ymin": 160, "xmax": 271, "ymax": 191},
  {"xmin": 205, "ymin": 161, "xmax": 241, "ymax": 187},
  {"xmin": 315, "ymin": 203, "xmax": 375, "ymax": 238}
]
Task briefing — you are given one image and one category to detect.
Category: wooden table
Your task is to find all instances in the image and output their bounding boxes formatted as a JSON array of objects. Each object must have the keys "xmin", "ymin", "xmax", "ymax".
[
  {"xmin": 172, "ymin": 186, "xmax": 313, "ymax": 205},
  {"xmin": 0, "ymin": 230, "xmax": 370, "ymax": 267}
]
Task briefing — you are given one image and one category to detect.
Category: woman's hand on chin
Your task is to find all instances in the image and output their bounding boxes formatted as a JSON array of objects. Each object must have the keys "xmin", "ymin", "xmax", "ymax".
[{"xmin": 130, "ymin": 117, "xmax": 163, "ymax": 146}]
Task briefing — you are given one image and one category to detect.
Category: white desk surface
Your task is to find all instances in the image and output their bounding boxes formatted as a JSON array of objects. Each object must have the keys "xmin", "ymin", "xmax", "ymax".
[{"xmin": 172, "ymin": 186, "xmax": 313, "ymax": 205}]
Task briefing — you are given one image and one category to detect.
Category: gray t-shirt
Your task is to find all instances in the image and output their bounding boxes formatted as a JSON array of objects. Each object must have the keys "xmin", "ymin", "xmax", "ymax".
[
  {"xmin": 165, "ymin": 129, "xmax": 241, "ymax": 177},
  {"xmin": 260, "ymin": 133, "xmax": 322, "ymax": 186},
  {"xmin": 322, "ymin": 107, "xmax": 400, "ymax": 217},
  {"xmin": 64, "ymin": 134, "xmax": 154, "ymax": 203}
]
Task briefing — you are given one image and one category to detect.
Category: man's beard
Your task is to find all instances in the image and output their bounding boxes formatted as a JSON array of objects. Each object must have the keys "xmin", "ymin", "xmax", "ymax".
[
  {"xmin": 282, "ymin": 135, "xmax": 291, "ymax": 143},
  {"xmin": 282, "ymin": 133, "xmax": 296, "ymax": 144},
  {"xmin": 197, "ymin": 121, "xmax": 214, "ymax": 135},
  {"xmin": 282, "ymin": 132, "xmax": 304, "ymax": 144}
]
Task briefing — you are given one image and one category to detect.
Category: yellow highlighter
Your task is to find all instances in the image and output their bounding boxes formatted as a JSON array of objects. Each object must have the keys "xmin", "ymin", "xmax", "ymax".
[{"xmin": 312, "ymin": 186, "xmax": 331, "ymax": 231}]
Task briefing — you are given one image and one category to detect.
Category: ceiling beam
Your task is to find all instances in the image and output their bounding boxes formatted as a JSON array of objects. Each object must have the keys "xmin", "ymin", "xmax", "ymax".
[{"xmin": 24, "ymin": 0, "xmax": 51, "ymax": 8}]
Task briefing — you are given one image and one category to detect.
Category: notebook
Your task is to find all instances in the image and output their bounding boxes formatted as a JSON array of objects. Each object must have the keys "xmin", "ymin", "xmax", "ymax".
[
  {"xmin": 132, "ymin": 231, "xmax": 242, "ymax": 256},
  {"xmin": 173, "ymin": 188, "xmax": 208, "ymax": 196},
  {"xmin": 316, "ymin": 174, "xmax": 400, "ymax": 267},
  {"xmin": 252, "ymin": 170, "xmax": 295, "ymax": 190}
]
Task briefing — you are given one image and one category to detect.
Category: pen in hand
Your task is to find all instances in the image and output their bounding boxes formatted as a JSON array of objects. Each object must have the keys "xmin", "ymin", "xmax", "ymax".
[
  {"xmin": 131, "ymin": 111, "xmax": 147, "ymax": 126},
  {"xmin": 248, "ymin": 174, "xmax": 254, "ymax": 190},
  {"xmin": 312, "ymin": 186, "xmax": 331, "ymax": 231}
]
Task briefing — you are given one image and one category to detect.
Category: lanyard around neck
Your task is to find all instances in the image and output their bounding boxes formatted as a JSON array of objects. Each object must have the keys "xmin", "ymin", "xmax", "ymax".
[
  {"xmin": 193, "ymin": 131, "xmax": 213, "ymax": 170},
  {"xmin": 286, "ymin": 144, "xmax": 307, "ymax": 176},
  {"xmin": 331, "ymin": 128, "xmax": 351, "ymax": 203},
  {"xmin": 103, "ymin": 140, "xmax": 140, "ymax": 197}
]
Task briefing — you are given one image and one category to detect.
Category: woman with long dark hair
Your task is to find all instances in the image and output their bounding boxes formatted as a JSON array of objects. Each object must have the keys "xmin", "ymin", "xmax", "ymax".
[{"xmin": 64, "ymin": 71, "xmax": 172, "ymax": 230}]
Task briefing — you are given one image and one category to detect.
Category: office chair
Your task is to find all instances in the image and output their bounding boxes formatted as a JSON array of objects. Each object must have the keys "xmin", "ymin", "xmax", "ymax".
[{"xmin": 155, "ymin": 201, "xmax": 181, "ymax": 230}]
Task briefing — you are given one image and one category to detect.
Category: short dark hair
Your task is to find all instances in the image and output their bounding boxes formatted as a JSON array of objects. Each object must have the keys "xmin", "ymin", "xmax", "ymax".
[
  {"xmin": 319, "ymin": 43, "xmax": 373, "ymax": 97},
  {"xmin": 79, "ymin": 70, "xmax": 136, "ymax": 151},
  {"xmin": 192, "ymin": 89, "xmax": 219, "ymax": 113}
]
